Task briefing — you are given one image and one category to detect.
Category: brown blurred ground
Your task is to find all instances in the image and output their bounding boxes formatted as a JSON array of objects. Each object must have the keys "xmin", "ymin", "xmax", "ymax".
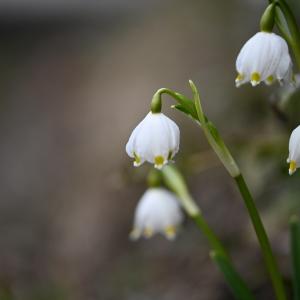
[{"xmin": 0, "ymin": 0, "xmax": 299, "ymax": 299}]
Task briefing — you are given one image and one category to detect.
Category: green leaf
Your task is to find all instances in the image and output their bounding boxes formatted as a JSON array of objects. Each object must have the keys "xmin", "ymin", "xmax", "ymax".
[
  {"xmin": 189, "ymin": 80, "xmax": 205, "ymax": 123},
  {"xmin": 206, "ymin": 121, "xmax": 221, "ymax": 142},
  {"xmin": 274, "ymin": 6, "xmax": 292, "ymax": 44},
  {"xmin": 290, "ymin": 215, "xmax": 300, "ymax": 300},
  {"xmin": 162, "ymin": 165, "xmax": 200, "ymax": 216},
  {"xmin": 210, "ymin": 251, "xmax": 255, "ymax": 300},
  {"xmin": 173, "ymin": 104, "xmax": 198, "ymax": 120},
  {"xmin": 171, "ymin": 91, "xmax": 198, "ymax": 119}
]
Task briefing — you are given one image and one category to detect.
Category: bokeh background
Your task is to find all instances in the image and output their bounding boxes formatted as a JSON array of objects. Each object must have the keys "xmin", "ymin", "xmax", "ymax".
[{"xmin": 0, "ymin": 0, "xmax": 300, "ymax": 299}]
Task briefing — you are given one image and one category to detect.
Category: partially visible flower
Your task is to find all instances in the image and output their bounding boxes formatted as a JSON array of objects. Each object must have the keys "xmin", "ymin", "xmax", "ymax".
[
  {"xmin": 235, "ymin": 32, "xmax": 293, "ymax": 87},
  {"xmin": 130, "ymin": 188, "xmax": 183, "ymax": 240},
  {"xmin": 126, "ymin": 112, "xmax": 180, "ymax": 169},
  {"xmin": 275, "ymin": 74, "xmax": 300, "ymax": 107},
  {"xmin": 287, "ymin": 125, "xmax": 300, "ymax": 175}
]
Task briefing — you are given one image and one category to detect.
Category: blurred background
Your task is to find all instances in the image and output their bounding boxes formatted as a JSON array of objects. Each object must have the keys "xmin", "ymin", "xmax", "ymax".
[{"xmin": 0, "ymin": 0, "xmax": 300, "ymax": 299}]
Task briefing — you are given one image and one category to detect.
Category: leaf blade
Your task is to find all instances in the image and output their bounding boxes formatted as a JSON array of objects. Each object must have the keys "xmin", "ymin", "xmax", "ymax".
[
  {"xmin": 210, "ymin": 251, "xmax": 255, "ymax": 300},
  {"xmin": 290, "ymin": 215, "xmax": 300, "ymax": 300}
]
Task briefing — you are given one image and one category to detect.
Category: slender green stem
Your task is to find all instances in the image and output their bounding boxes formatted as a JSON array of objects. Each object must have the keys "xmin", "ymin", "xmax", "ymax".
[
  {"xmin": 151, "ymin": 88, "xmax": 198, "ymax": 119},
  {"xmin": 274, "ymin": 6, "xmax": 293, "ymax": 44},
  {"xmin": 275, "ymin": 0, "xmax": 300, "ymax": 69},
  {"xmin": 162, "ymin": 166, "xmax": 229, "ymax": 258},
  {"xmin": 151, "ymin": 88, "xmax": 187, "ymax": 113},
  {"xmin": 234, "ymin": 174, "xmax": 286, "ymax": 300},
  {"xmin": 211, "ymin": 251, "xmax": 255, "ymax": 300},
  {"xmin": 161, "ymin": 165, "xmax": 254, "ymax": 298},
  {"xmin": 192, "ymin": 213, "xmax": 229, "ymax": 259},
  {"xmin": 290, "ymin": 215, "xmax": 300, "ymax": 300},
  {"xmin": 161, "ymin": 166, "xmax": 226, "ymax": 256},
  {"xmin": 277, "ymin": 0, "xmax": 300, "ymax": 43}
]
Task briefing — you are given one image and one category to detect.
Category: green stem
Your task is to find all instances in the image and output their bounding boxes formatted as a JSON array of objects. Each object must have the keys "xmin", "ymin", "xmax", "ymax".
[
  {"xmin": 274, "ymin": 7, "xmax": 293, "ymax": 45},
  {"xmin": 234, "ymin": 174, "xmax": 287, "ymax": 300},
  {"xmin": 192, "ymin": 213, "xmax": 229, "ymax": 259},
  {"xmin": 275, "ymin": 0, "xmax": 300, "ymax": 69},
  {"xmin": 162, "ymin": 166, "xmax": 228, "ymax": 257},
  {"xmin": 161, "ymin": 166, "xmax": 228, "ymax": 258},
  {"xmin": 151, "ymin": 88, "xmax": 186, "ymax": 113},
  {"xmin": 210, "ymin": 251, "xmax": 255, "ymax": 300},
  {"xmin": 151, "ymin": 88, "xmax": 198, "ymax": 119},
  {"xmin": 162, "ymin": 165, "xmax": 254, "ymax": 298},
  {"xmin": 290, "ymin": 215, "xmax": 300, "ymax": 300}
]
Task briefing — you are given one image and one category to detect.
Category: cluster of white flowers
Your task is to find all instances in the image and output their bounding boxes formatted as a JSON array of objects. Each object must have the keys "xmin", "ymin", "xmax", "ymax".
[
  {"xmin": 125, "ymin": 23, "xmax": 299, "ymax": 242},
  {"xmin": 126, "ymin": 112, "xmax": 182, "ymax": 240},
  {"xmin": 235, "ymin": 31, "xmax": 300, "ymax": 176}
]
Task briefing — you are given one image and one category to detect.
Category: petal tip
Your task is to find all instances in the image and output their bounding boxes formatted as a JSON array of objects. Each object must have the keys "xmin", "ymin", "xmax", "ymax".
[
  {"xmin": 129, "ymin": 228, "xmax": 141, "ymax": 241},
  {"xmin": 289, "ymin": 160, "xmax": 297, "ymax": 175}
]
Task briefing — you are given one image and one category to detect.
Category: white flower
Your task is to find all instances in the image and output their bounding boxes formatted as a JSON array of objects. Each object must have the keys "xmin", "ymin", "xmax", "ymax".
[
  {"xmin": 287, "ymin": 125, "xmax": 300, "ymax": 175},
  {"xmin": 130, "ymin": 188, "xmax": 183, "ymax": 240},
  {"xmin": 126, "ymin": 112, "xmax": 180, "ymax": 169},
  {"xmin": 235, "ymin": 32, "xmax": 293, "ymax": 87}
]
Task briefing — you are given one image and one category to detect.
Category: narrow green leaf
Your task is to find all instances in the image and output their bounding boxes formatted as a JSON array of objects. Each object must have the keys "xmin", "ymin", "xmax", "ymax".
[
  {"xmin": 206, "ymin": 121, "xmax": 221, "ymax": 142},
  {"xmin": 189, "ymin": 79, "xmax": 205, "ymax": 123},
  {"xmin": 162, "ymin": 165, "xmax": 200, "ymax": 216},
  {"xmin": 290, "ymin": 215, "xmax": 300, "ymax": 300},
  {"xmin": 274, "ymin": 6, "xmax": 292, "ymax": 44},
  {"xmin": 170, "ymin": 91, "xmax": 198, "ymax": 119},
  {"xmin": 210, "ymin": 251, "xmax": 255, "ymax": 300},
  {"xmin": 172, "ymin": 104, "xmax": 198, "ymax": 120}
]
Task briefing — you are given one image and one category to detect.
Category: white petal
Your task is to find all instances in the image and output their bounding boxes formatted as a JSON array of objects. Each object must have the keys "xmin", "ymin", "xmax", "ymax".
[{"xmin": 289, "ymin": 125, "xmax": 300, "ymax": 165}]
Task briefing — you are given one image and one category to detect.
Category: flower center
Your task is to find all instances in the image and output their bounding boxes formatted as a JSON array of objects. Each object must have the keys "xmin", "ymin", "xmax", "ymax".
[
  {"xmin": 165, "ymin": 225, "xmax": 176, "ymax": 239},
  {"xmin": 251, "ymin": 72, "xmax": 261, "ymax": 84},
  {"xmin": 154, "ymin": 156, "xmax": 165, "ymax": 167},
  {"xmin": 134, "ymin": 152, "xmax": 141, "ymax": 165},
  {"xmin": 266, "ymin": 75, "xmax": 274, "ymax": 85},
  {"xmin": 143, "ymin": 227, "xmax": 153, "ymax": 238},
  {"xmin": 236, "ymin": 73, "xmax": 244, "ymax": 82}
]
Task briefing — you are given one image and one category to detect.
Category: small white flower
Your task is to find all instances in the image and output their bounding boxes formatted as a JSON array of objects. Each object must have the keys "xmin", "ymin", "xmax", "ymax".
[
  {"xmin": 287, "ymin": 125, "xmax": 300, "ymax": 175},
  {"xmin": 126, "ymin": 112, "xmax": 180, "ymax": 169},
  {"xmin": 235, "ymin": 32, "xmax": 293, "ymax": 87},
  {"xmin": 130, "ymin": 188, "xmax": 183, "ymax": 240}
]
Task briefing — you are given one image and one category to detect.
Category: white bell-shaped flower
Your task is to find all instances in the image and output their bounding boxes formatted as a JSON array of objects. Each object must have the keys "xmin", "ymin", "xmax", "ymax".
[
  {"xmin": 287, "ymin": 125, "xmax": 300, "ymax": 175},
  {"xmin": 235, "ymin": 32, "xmax": 293, "ymax": 87},
  {"xmin": 130, "ymin": 188, "xmax": 183, "ymax": 240},
  {"xmin": 126, "ymin": 112, "xmax": 180, "ymax": 169}
]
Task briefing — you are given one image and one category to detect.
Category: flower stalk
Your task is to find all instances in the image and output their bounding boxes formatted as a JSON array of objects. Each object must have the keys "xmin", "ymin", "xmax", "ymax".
[
  {"xmin": 192, "ymin": 81, "xmax": 287, "ymax": 300},
  {"xmin": 161, "ymin": 165, "xmax": 255, "ymax": 299},
  {"xmin": 154, "ymin": 80, "xmax": 286, "ymax": 300},
  {"xmin": 161, "ymin": 165, "xmax": 229, "ymax": 260},
  {"xmin": 290, "ymin": 215, "xmax": 300, "ymax": 300},
  {"xmin": 234, "ymin": 174, "xmax": 286, "ymax": 300},
  {"xmin": 273, "ymin": 0, "xmax": 300, "ymax": 70}
]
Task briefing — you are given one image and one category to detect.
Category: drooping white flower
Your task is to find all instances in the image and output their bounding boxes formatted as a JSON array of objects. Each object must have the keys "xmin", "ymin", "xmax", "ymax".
[
  {"xmin": 130, "ymin": 188, "xmax": 183, "ymax": 240},
  {"xmin": 235, "ymin": 32, "xmax": 293, "ymax": 87},
  {"xmin": 287, "ymin": 125, "xmax": 300, "ymax": 175},
  {"xmin": 126, "ymin": 112, "xmax": 180, "ymax": 169}
]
